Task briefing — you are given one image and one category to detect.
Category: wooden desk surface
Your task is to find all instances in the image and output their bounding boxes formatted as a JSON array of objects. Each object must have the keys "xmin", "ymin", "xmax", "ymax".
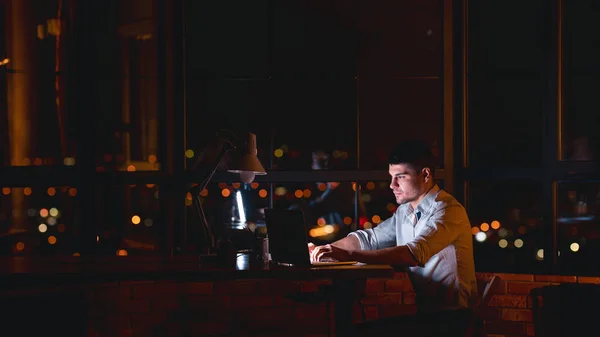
[{"xmin": 0, "ymin": 255, "xmax": 394, "ymax": 288}]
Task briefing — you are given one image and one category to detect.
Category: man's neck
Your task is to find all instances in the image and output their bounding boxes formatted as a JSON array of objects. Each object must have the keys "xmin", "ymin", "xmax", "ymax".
[{"xmin": 409, "ymin": 184, "xmax": 436, "ymax": 210}]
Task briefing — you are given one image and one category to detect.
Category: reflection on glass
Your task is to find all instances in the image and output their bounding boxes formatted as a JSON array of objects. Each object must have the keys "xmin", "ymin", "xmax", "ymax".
[
  {"xmin": 1, "ymin": 1, "xmax": 160, "ymax": 169},
  {"xmin": 187, "ymin": 182, "xmax": 270, "ymax": 251},
  {"xmin": 557, "ymin": 182, "xmax": 600, "ymax": 273},
  {"xmin": 95, "ymin": 184, "xmax": 161, "ymax": 255},
  {"xmin": 3, "ymin": 1, "xmax": 75, "ymax": 167},
  {"xmin": 466, "ymin": 180, "xmax": 544, "ymax": 273},
  {"xmin": 0, "ymin": 186, "xmax": 79, "ymax": 256}
]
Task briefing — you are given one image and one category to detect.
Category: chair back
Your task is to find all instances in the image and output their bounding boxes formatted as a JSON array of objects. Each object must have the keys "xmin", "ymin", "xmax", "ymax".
[
  {"xmin": 468, "ymin": 275, "xmax": 501, "ymax": 337},
  {"xmin": 530, "ymin": 283, "xmax": 600, "ymax": 337}
]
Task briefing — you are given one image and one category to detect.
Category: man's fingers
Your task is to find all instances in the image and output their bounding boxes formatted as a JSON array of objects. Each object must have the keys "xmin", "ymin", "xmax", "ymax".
[
  {"xmin": 311, "ymin": 245, "xmax": 324, "ymax": 262},
  {"xmin": 313, "ymin": 245, "xmax": 332, "ymax": 262}
]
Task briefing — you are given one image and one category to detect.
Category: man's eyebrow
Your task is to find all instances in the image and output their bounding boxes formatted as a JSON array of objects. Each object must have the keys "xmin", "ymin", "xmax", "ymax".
[{"xmin": 391, "ymin": 171, "xmax": 410, "ymax": 176}]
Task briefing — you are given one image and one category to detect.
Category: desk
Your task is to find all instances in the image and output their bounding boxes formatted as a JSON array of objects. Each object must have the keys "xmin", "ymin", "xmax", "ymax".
[{"xmin": 1, "ymin": 256, "xmax": 393, "ymax": 337}]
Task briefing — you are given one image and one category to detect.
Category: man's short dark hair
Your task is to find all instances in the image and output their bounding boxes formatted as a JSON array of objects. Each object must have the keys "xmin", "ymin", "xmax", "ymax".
[{"xmin": 387, "ymin": 140, "xmax": 436, "ymax": 171}]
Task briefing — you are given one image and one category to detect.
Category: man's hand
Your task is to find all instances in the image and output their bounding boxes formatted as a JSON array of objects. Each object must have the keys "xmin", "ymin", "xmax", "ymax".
[{"xmin": 308, "ymin": 243, "xmax": 352, "ymax": 263}]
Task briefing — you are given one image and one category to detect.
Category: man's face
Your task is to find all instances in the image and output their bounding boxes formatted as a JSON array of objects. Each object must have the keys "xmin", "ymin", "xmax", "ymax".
[{"xmin": 388, "ymin": 163, "xmax": 430, "ymax": 206}]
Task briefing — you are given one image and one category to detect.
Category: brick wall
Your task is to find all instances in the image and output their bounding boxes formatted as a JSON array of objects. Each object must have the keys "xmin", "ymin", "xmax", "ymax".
[{"xmin": 6, "ymin": 272, "xmax": 600, "ymax": 337}]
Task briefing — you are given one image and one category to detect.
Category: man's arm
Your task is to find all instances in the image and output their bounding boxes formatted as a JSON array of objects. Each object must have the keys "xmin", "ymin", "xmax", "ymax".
[
  {"xmin": 349, "ymin": 245, "xmax": 418, "ymax": 266},
  {"xmin": 311, "ymin": 236, "xmax": 418, "ymax": 266},
  {"xmin": 309, "ymin": 235, "xmax": 361, "ymax": 262},
  {"xmin": 331, "ymin": 235, "xmax": 361, "ymax": 251}
]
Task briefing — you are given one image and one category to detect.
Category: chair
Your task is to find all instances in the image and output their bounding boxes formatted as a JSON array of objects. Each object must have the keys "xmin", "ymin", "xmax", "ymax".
[
  {"xmin": 466, "ymin": 275, "xmax": 501, "ymax": 337},
  {"xmin": 530, "ymin": 282, "xmax": 600, "ymax": 337}
]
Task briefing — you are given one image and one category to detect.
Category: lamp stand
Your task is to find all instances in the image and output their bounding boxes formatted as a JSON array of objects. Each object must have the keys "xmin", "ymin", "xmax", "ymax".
[{"xmin": 189, "ymin": 140, "xmax": 235, "ymax": 256}]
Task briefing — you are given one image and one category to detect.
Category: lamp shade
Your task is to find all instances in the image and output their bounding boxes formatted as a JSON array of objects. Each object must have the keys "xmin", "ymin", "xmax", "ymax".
[{"xmin": 227, "ymin": 133, "xmax": 266, "ymax": 183}]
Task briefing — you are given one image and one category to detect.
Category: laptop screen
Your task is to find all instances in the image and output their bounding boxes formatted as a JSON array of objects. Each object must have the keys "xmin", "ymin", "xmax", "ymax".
[{"xmin": 264, "ymin": 208, "xmax": 312, "ymax": 266}]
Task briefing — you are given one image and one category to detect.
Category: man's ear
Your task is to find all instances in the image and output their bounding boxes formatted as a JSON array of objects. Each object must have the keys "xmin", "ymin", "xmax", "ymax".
[{"xmin": 422, "ymin": 167, "xmax": 432, "ymax": 182}]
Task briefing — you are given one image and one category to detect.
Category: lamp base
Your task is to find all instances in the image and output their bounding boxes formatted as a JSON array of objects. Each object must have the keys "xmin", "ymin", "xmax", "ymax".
[{"xmin": 197, "ymin": 238, "xmax": 237, "ymax": 266}]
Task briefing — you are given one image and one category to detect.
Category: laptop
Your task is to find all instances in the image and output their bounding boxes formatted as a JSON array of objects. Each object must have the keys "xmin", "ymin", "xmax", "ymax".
[{"xmin": 264, "ymin": 208, "xmax": 358, "ymax": 267}]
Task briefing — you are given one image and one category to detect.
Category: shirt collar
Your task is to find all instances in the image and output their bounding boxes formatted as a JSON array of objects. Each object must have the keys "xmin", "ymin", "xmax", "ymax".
[{"xmin": 413, "ymin": 184, "xmax": 440, "ymax": 216}]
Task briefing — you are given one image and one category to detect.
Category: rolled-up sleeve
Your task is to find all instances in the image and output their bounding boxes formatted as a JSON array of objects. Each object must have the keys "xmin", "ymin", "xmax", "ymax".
[
  {"xmin": 405, "ymin": 205, "xmax": 469, "ymax": 266},
  {"xmin": 348, "ymin": 213, "xmax": 397, "ymax": 250}
]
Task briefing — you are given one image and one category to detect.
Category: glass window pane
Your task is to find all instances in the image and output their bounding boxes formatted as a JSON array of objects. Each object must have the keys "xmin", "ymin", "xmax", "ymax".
[
  {"xmin": 358, "ymin": 0, "xmax": 441, "ymax": 78},
  {"xmin": 97, "ymin": 1, "xmax": 159, "ymax": 172},
  {"xmin": 467, "ymin": 76, "xmax": 544, "ymax": 168},
  {"xmin": 1, "ymin": 1, "xmax": 160, "ymax": 170},
  {"xmin": 271, "ymin": 80, "xmax": 358, "ymax": 170},
  {"xmin": 185, "ymin": 79, "xmax": 272, "ymax": 172},
  {"xmin": 562, "ymin": 1, "xmax": 600, "ymax": 161},
  {"xmin": 557, "ymin": 182, "xmax": 600, "ymax": 274},
  {"xmin": 186, "ymin": 182, "xmax": 270, "ymax": 252},
  {"xmin": 467, "ymin": 180, "xmax": 545, "ymax": 273},
  {"xmin": 2, "ymin": 1, "xmax": 76, "ymax": 167},
  {"xmin": 358, "ymin": 79, "xmax": 443, "ymax": 170},
  {"xmin": 95, "ymin": 184, "xmax": 162, "ymax": 256},
  {"xmin": 185, "ymin": 0, "xmax": 270, "ymax": 79},
  {"xmin": 467, "ymin": 0, "xmax": 548, "ymax": 168},
  {"xmin": 0, "ymin": 185, "xmax": 80, "ymax": 256},
  {"xmin": 189, "ymin": 182, "xmax": 356, "ymax": 251},
  {"xmin": 271, "ymin": 0, "xmax": 357, "ymax": 79}
]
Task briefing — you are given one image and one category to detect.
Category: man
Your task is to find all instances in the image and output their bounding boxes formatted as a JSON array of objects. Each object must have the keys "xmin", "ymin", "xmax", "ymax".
[{"xmin": 309, "ymin": 140, "xmax": 477, "ymax": 336}]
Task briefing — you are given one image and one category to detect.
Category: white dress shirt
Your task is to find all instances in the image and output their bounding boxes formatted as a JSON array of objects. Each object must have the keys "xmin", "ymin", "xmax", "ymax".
[{"xmin": 350, "ymin": 185, "xmax": 477, "ymax": 313}]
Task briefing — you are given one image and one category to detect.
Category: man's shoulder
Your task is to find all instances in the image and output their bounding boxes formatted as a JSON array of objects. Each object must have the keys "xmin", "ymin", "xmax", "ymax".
[{"xmin": 433, "ymin": 189, "xmax": 465, "ymax": 209}]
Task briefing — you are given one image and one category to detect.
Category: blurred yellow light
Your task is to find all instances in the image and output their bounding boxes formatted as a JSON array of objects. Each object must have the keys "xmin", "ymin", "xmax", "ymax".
[
  {"xmin": 49, "ymin": 208, "xmax": 59, "ymax": 217},
  {"xmin": 570, "ymin": 242, "xmax": 580, "ymax": 252},
  {"xmin": 131, "ymin": 215, "xmax": 141, "ymax": 225},
  {"xmin": 258, "ymin": 189, "xmax": 268, "ymax": 198},
  {"xmin": 221, "ymin": 189, "xmax": 231, "ymax": 197},
  {"xmin": 480, "ymin": 223, "xmax": 489, "ymax": 232},
  {"xmin": 274, "ymin": 149, "xmax": 284, "ymax": 158}
]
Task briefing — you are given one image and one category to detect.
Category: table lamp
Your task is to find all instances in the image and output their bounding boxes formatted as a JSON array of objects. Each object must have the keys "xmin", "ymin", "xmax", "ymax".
[{"xmin": 190, "ymin": 132, "xmax": 266, "ymax": 255}]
